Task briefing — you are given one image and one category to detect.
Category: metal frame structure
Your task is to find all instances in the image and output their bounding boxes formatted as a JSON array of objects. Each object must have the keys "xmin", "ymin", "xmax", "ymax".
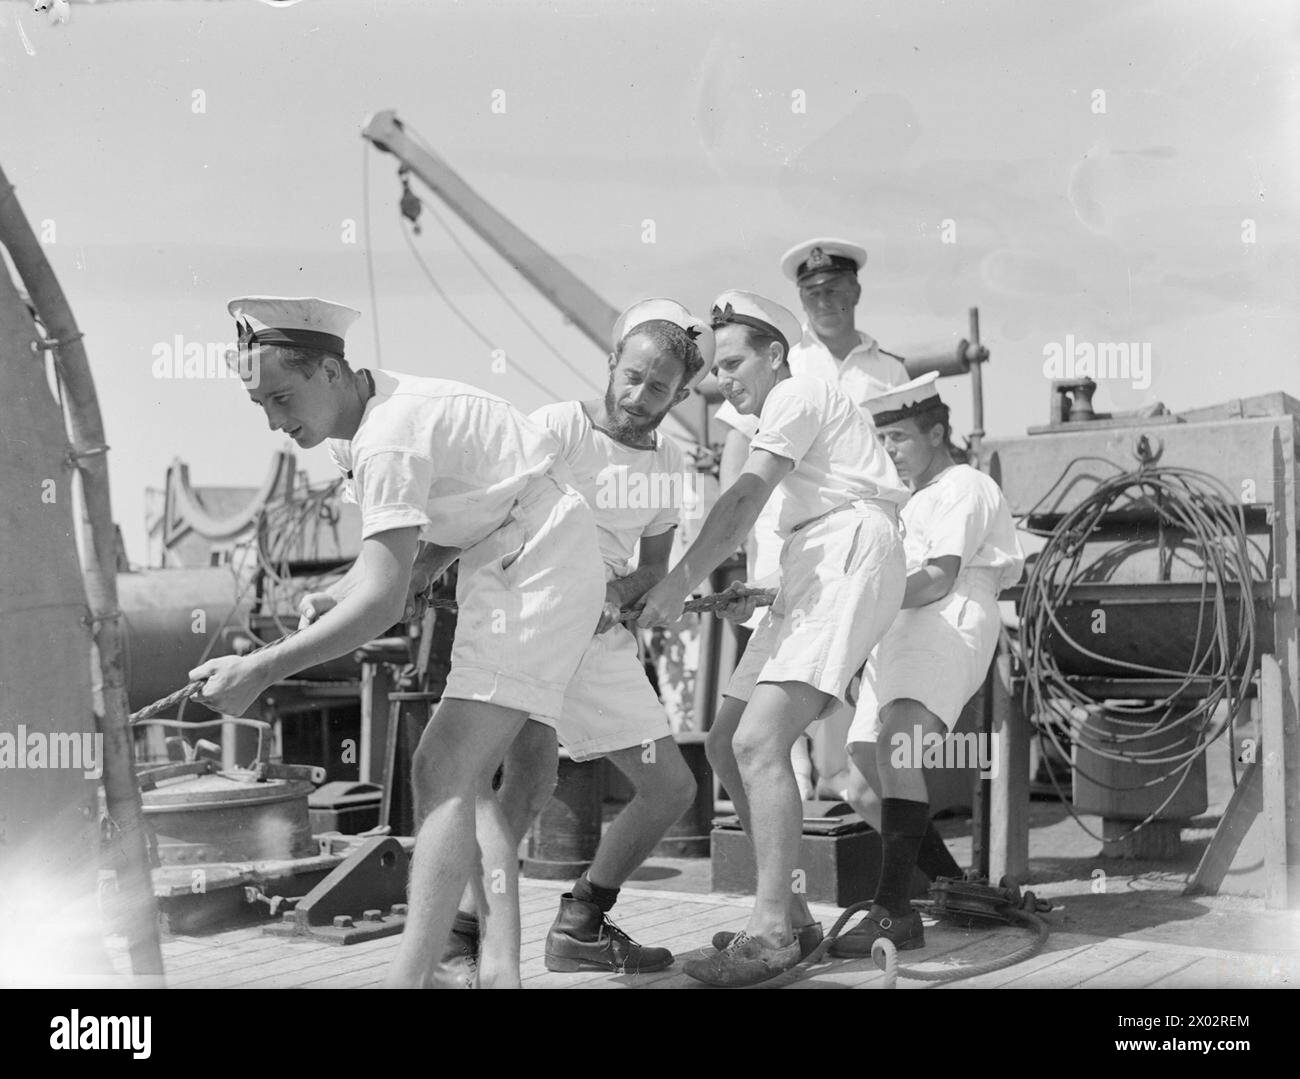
[{"xmin": 984, "ymin": 402, "xmax": 1299, "ymax": 906}]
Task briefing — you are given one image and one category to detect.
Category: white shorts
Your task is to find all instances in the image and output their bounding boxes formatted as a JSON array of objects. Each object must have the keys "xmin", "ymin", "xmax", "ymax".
[
  {"xmin": 556, "ymin": 624, "xmax": 672, "ymax": 761},
  {"xmin": 847, "ymin": 573, "xmax": 1001, "ymax": 744},
  {"xmin": 725, "ymin": 500, "xmax": 905, "ymax": 714},
  {"xmin": 443, "ymin": 476, "xmax": 605, "ymax": 723}
]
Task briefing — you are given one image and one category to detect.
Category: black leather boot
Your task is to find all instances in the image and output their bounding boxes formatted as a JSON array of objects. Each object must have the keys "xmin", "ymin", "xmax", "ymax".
[{"xmin": 544, "ymin": 893, "xmax": 673, "ymax": 973}]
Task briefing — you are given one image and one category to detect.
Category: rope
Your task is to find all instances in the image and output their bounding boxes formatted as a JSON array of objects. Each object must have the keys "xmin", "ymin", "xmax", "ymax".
[
  {"xmin": 747, "ymin": 893, "xmax": 1052, "ymax": 990},
  {"xmin": 127, "ymin": 586, "xmax": 776, "ymax": 722},
  {"xmin": 871, "ymin": 908, "xmax": 1051, "ymax": 988}
]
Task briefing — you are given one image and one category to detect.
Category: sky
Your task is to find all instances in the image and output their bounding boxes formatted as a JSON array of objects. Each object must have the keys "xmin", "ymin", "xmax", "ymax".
[{"xmin": 1, "ymin": 0, "xmax": 1296, "ymax": 564}]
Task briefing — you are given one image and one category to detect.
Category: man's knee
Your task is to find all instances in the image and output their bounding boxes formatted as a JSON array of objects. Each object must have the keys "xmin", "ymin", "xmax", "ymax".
[
  {"xmin": 876, "ymin": 701, "xmax": 945, "ymax": 767},
  {"xmin": 844, "ymin": 759, "xmax": 879, "ymax": 811},
  {"xmin": 644, "ymin": 748, "xmax": 696, "ymax": 816},
  {"xmin": 705, "ymin": 727, "xmax": 734, "ymax": 772},
  {"xmin": 502, "ymin": 723, "xmax": 559, "ymax": 816},
  {"xmin": 733, "ymin": 725, "xmax": 775, "ymax": 771}
]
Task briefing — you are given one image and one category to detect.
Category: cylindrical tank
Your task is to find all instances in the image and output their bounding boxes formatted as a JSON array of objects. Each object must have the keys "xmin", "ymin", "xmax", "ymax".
[
  {"xmin": 652, "ymin": 731, "xmax": 713, "ymax": 857},
  {"xmin": 1072, "ymin": 706, "xmax": 1210, "ymax": 822},
  {"xmin": 139, "ymin": 772, "xmax": 316, "ymax": 864},
  {"xmin": 0, "ymin": 280, "xmax": 104, "ymax": 979},
  {"xmin": 117, "ymin": 567, "xmax": 253, "ymax": 709},
  {"xmin": 521, "ymin": 751, "xmax": 604, "ymax": 880}
]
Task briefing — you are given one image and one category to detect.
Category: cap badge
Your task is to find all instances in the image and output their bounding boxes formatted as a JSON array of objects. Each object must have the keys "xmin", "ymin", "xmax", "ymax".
[{"xmin": 806, "ymin": 246, "xmax": 831, "ymax": 270}]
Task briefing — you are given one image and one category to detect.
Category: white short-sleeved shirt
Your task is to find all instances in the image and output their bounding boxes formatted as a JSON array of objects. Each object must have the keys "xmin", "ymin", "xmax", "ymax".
[
  {"xmin": 528, "ymin": 401, "xmax": 685, "ymax": 577},
  {"xmin": 750, "ymin": 375, "xmax": 908, "ymax": 537},
  {"xmin": 713, "ymin": 327, "xmax": 909, "ymax": 439},
  {"xmin": 326, "ymin": 370, "xmax": 562, "ymax": 549},
  {"xmin": 901, "ymin": 464, "xmax": 1024, "ymax": 593}
]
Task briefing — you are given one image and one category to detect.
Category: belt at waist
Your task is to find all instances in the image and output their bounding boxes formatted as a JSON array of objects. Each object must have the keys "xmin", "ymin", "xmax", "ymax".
[{"xmin": 789, "ymin": 496, "xmax": 898, "ymax": 535}]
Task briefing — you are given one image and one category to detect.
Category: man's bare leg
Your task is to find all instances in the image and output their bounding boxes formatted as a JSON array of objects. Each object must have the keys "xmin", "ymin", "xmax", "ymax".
[
  {"xmin": 384, "ymin": 698, "xmax": 527, "ymax": 989},
  {"xmin": 541, "ymin": 736, "xmax": 695, "ymax": 973},
  {"xmin": 585, "ymin": 736, "xmax": 694, "ymax": 887},
  {"xmin": 451, "ymin": 722, "xmax": 559, "ymax": 921},
  {"xmin": 845, "ymin": 742, "xmax": 883, "ymax": 830},
  {"xmin": 706, "ymin": 695, "xmax": 814, "ymax": 928},
  {"xmin": 733, "ymin": 681, "xmax": 832, "ymax": 945},
  {"xmin": 828, "ymin": 700, "xmax": 948, "ymax": 959}
]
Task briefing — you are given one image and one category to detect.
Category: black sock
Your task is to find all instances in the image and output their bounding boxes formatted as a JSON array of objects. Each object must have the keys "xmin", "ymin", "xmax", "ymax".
[
  {"xmin": 874, "ymin": 798, "xmax": 930, "ymax": 916},
  {"xmin": 572, "ymin": 874, "xmax": 619, "ymax": 913},
  {"xmin": 916, "ymin": 822, "xmax": 962, "ymax": 881}
]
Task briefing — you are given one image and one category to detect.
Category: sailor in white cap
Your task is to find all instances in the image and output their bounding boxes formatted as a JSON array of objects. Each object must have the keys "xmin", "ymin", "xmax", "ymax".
[
  {"xmin": 714, "ymin": 238, "xmax": 909, "ymax": 798},
  {"xmin": 437, "ymin": 300, "xmax": 714, "ymax": 981},
  {"xmin": 830, "ymin": 372, "xmax": 1024, "ymax": 957},
  {"xmin": 189, "ymin": 296, "xmax": 605, "ymax": 989},
  {"xmin": 635, "ymin": 290, "xmax": 910, "ymax": 987},
  {"xmin": 714, "ymin": 237, "xmax": 907, "ymax": 448}
]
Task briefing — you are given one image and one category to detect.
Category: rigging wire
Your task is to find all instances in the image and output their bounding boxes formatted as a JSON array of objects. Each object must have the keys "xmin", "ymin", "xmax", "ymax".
[
  {"xmin": 361, "ymin": 143, "xmax": 383, "ymax": 367},
  {"xmin": 398, "ymin": 217, "xmax": 566, "ymax": 402},
  {"xmin": 419, "ymin": 197, "xmax": 603, "ymax": 393}
]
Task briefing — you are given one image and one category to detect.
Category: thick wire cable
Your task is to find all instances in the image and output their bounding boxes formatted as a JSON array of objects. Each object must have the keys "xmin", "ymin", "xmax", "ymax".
[{"xmin": 1018, "ymin": 461, "xmax": 1260, "ymax": 842}]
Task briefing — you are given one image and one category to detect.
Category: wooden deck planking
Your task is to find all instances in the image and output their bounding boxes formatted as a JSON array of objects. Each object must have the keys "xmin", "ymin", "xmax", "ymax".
[
  {"xmin": 996, "ymin": 940, "xmax": 1153, "ymax": 989},
  {"xmin": 1076, "ymin": 949, "xmax": 1201, "ymax": 989},
  {"xmin": 232, "ymin": 939, "xmax": 395, "ymax": 989},
  {"xmin": 104, "ymin": 880, "xmax": 1296, "ymax": 990},
  {"xmin": 1148, "ymin": 952, "xmax": 1295, "ymax": 989},
  {"xmin": 274, "ymin": 942, "xmax": 402, "ymax": 989},
  {"xmin": 948, "ymin": 939, "xmax": 1095, "ymax": 989}
]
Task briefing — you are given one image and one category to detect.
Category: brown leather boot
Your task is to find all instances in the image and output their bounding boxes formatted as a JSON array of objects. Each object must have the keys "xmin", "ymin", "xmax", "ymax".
[{"xmin": 544, "ymin": 894, "xmax": 673, "ymax": 973}]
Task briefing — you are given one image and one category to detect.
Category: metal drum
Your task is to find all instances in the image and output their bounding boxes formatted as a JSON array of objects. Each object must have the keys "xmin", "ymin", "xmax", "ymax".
[
  {"xmin": 141, "ymin": 771, "xmax": 316, "ymax": 865},
  {"xmin": 521, "ymin": 751, "xmax": 603, "ymax": 880}
]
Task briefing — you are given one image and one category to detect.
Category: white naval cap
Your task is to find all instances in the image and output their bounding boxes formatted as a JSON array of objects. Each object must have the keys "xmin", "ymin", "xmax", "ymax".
[
  {"xmin": 709, "ymin": 289, "xmax": 803, "ymax": 358},
  {"xmin": 612, "ymin": 297, "xmax": 716, "ymax": 374},
  {"xmin": 780, "ymin": 237, "xmax": 868, "ymax": 285},
  {"xmin": 228, "ymin": 296, "xmax": 361, "ymax": 359},
  {"xmin": 866, "ymin": 371, "xmax": 943, "ymax": 425}
]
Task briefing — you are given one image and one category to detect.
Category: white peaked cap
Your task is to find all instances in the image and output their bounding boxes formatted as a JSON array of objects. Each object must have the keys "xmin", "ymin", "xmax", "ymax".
[
  {"xmin": 228, "ymin": 296, "xmax": 361, "ymax": 358},
  {"xmin": 780, "ymin": 237, "xmax": 868, "ymax": 284},
  {"xmin": 865, "ymin": 371, "xmax": 943, "ymax": 424},
  {"xmin": 709, "ymin": 289, "xmax": 803, "ymax": 357},
  {"xmin": 612, "ymin": 298, "xmax": 716, "ymax": 377}
]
